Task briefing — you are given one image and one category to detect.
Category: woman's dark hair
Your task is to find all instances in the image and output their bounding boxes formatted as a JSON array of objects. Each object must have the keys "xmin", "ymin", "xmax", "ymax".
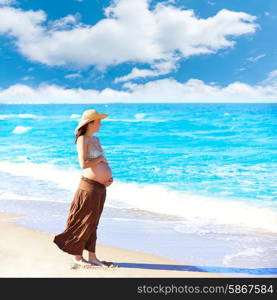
[{"xmin": 74, "ymin": 121, "xmax": 95, "ymax": 144}]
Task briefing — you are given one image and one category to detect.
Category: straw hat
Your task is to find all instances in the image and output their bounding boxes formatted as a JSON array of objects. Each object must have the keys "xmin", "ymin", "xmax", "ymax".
[{"xmin": 74, "ymin": 109, "xmax": 108, "ymax": 134}]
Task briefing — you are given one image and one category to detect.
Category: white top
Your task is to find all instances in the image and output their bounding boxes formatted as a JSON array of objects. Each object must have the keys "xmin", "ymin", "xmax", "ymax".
[{"xmin": 85, "ymin": 135, "xmax": 105, "ymax": 159}]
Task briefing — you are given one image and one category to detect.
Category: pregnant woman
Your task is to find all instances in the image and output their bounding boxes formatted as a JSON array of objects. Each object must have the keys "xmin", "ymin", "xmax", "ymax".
[{"xmin": 53, "ymin": 109, "xmax": 115, "ymax": 268}]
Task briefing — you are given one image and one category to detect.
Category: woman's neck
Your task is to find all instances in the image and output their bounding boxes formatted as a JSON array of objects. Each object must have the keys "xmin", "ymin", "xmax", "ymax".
[{"xmin": 84, "ymin": 132, "xmax": 94, "ymax": 137}]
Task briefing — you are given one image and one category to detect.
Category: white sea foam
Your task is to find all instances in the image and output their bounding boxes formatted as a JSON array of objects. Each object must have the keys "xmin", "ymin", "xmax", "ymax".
[
  {"xmin": 0, "ymin": 114, "xmax": 43, "ymax": 119},
  {"xmin": 98, "ymin": 182, "xmax": 277, "ymax": 234},
  {"xmin": 12, "ymin": 126, "xmax": 32, "ymax": 134},
  {"xmin": 0, "ymin": 145, "xmax": 38, "ymax": 150},
  {"xmin": 18, "ymin": 114, "xmax": 42, "ymax": 119},
  {"xmin": 103, "ymin": 217, "xmax": 170, "ymax": 224},
  {"xmin": 15, "ymin": 156, "xmax": 31, "ymax": 162},
  {"xmin": 0, "ymin": 161, "xmax": 80, "ymax": 192},
  {"xmin": 223, "ymin": 247, "xmax": 265, "ymax": 266},
  {"xmin": 241, "ymin": 187, "xmax": 256, "ymax": 192},
  {"xmin": 134, "ymin": 113, "xmax": 147, "ymax": 120},
  {"xmin": 0, "ymin": 191, "xmax": 48, "ymax": 202},
  {"xmin": 0, "ymin": 191, "xmax": 69, "ymax": 204},
  {"xmin": 0, "ymin": 161, "xmax": 276, "ymax": 234},
  {"xmin": 260, "ymin": 195, "xmax": 274, "ymax": 200},
  {"xmin": 70, "ymin": 114, "xmax": 80, "ymax": 119},
  {"xmin": 105, "ymin": 118, "xmax": 166, "ymax": 122},
  {"xmin": 0, "ymin": 114, "xmax": 13, "ymax": 120}
]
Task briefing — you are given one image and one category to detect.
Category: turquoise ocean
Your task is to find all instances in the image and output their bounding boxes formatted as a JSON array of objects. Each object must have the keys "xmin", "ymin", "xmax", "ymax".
[{"xmin": 0, "ymin": 103, "xmax": 276, "ymax": 275}]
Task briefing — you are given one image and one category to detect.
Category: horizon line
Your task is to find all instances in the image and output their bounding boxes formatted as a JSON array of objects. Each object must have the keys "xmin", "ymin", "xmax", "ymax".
[{"xmin": 0, "ymin": 102, "xmax": 276, "ymax": 105}]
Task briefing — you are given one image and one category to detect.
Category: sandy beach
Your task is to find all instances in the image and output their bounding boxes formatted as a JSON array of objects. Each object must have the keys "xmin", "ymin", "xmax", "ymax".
[{"xmin": 0, "ymin": 212, "xmax": 229, "ymax": 278}]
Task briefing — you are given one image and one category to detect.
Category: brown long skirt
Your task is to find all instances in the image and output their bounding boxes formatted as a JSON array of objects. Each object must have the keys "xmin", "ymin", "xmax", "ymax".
[{"xmin": 53, "ymin": 176, "xmax": 106, "ymax": 255}]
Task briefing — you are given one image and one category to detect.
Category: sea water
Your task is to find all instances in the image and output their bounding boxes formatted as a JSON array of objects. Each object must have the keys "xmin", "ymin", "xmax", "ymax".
[{"xmin": 0, "ymin": 103, "xmax": 276, "ymax": 275}]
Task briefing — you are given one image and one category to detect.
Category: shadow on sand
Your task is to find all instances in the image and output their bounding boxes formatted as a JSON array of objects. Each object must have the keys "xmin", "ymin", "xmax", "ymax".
[{"xmin": 116, "ymin": 262, "xmax": 277, "ymax": 276}]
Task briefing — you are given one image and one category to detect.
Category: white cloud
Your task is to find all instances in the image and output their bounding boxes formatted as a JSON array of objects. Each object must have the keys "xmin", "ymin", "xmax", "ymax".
[
  {"xmin": 0, "ymin": 76, "xmax": 276, "ymax": 104},
  {"xmin": 261, "ymin": 70, "xmax": 277, "ymax": 86},
  {"xmin": 0, "ymin": 7, "xmax": 46, "ymax": 42},
  {"xmin": 247, "ymin": 54, "xmax": 266, "ymax": 62},
  {"xmin": 48, "ymin": 14, "xmax": 80, "ymax": 30},
  {"xmin": 21, "ymin": 76, "xmax": 33, "ymax": 81},
  {"xmin": 0, "ymin": 83, "xmax": 129, "ymax": 103},
  {"xmin": 0, "ymin": 0, "xmax": 17, "ymax": 6},
  {"xmin": 114, "ymin": 60, "xmax": 177, "ymax": 83},
  {"xmin": 121, "ymin": 78, "xmax": 277, "ymax": 102},
  {"xmin": 64, "ymin": 73, "xmax": 82, "ymax": 79},
  {"xmin": 0, "ymin": 0, "xmax": 258, "ymax": 74},
  {"xmin": 114, "ymin": 67, "xmax": 168, "ymax": 83}
]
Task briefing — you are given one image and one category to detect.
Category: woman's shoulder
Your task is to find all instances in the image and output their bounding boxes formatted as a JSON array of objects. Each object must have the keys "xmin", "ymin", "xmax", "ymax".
[{"xmin": 76, "ymin": 135, "xmax": 86, "ymax": 144}]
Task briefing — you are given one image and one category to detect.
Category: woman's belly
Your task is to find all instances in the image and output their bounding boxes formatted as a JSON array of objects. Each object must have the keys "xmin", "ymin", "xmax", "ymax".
[{"xmin": 82, "ymin": 162, "xmax": 112, "ymax": 184}]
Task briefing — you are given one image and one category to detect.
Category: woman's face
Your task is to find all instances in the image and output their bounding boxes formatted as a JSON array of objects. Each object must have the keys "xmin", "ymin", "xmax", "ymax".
[{"xmin": 87, "ymin": 119, "xmax": 101, "ymax": 132}]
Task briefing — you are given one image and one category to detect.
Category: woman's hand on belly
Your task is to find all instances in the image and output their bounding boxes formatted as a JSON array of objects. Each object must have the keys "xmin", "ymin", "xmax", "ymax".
[
  {"xmin": 103, "ymin": 177, "xmax": 113, "ymax": 187},
  {"xmin": 88, "ymin": 160, "xmax": 112, "ymax": 182},
  {"xmin": 97, "ymin": 155, "xmax": 107, "ymax": 164},
  {"xmin": 83, "ymin": 155, "xmax": 112, "ymax": 184}
]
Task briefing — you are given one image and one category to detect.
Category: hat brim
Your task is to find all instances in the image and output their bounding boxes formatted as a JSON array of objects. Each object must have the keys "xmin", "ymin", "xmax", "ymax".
[{"xmin": 74, "ymin": 114, "xmax": 108, "ymax": 134}]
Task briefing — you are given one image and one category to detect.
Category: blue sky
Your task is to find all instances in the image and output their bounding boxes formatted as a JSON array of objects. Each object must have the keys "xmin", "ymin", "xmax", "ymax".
[{"xmin": 0, "ymin": 0, "xmax": 276, "ymax": 103}]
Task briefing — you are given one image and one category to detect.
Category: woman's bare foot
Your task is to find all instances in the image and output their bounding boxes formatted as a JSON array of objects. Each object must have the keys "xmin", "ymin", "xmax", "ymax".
[
  {"xmin": 88, "ymin": 259, "xmax": 109, "ymax": 267},
  {"xmin": 88, "ymin": 252, "xmax": 108, "ymax": 267}
]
